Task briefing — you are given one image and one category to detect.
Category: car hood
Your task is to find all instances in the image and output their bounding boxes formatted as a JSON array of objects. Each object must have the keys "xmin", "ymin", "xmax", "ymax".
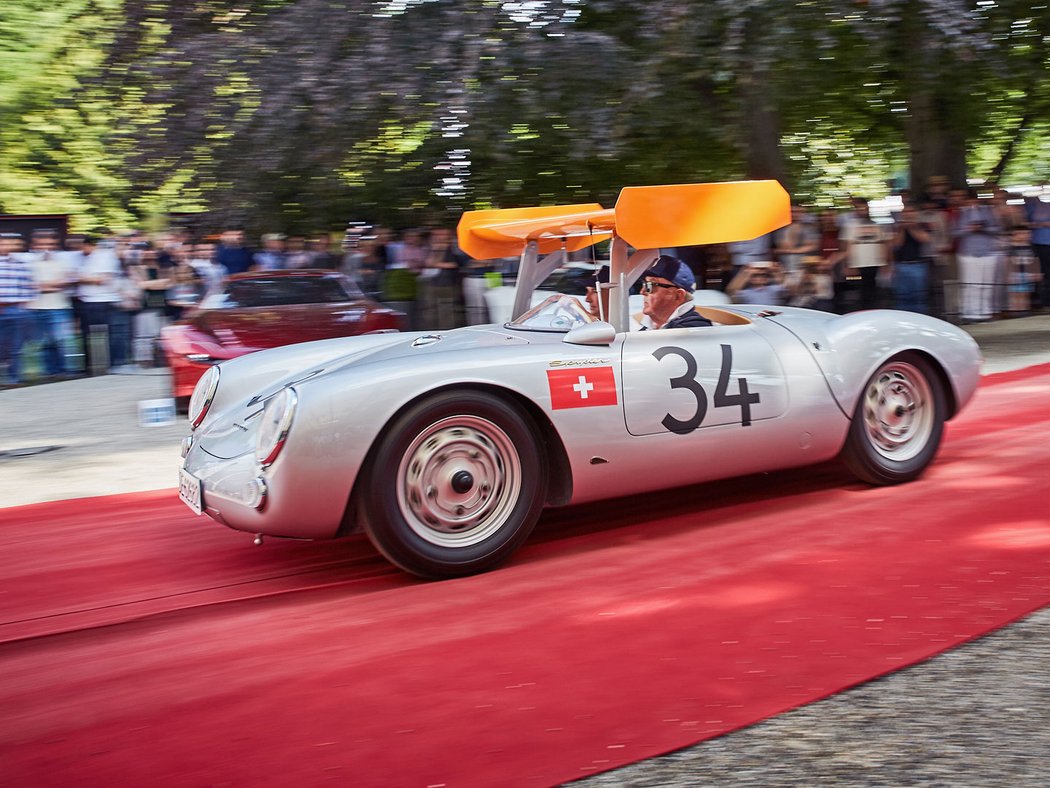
[
  {"xmin": 259, "ymin": 325, "xmax": 536, "ymax": 398},
  {"xmin": 196, "ymin": 326, "xmax": 536, "ymax": 459}
]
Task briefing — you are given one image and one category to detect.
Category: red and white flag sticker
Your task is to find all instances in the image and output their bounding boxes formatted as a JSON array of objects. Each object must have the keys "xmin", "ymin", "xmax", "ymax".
[{"xmin": 546, "ymin": 367, "xmax": 617, "ymax": 410}]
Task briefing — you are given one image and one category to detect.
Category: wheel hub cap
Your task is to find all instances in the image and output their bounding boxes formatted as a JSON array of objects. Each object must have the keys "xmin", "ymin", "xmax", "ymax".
[
  {"xmin": 862, "ymin": 361, "xmax": 934, "ymax": 461},
  {"xmin": 450, "ymin": 470, "xmax": 474, "ymax": 494},
  {"xmin": 397, "ymin": 416, "xmax": 522, "ymax": 547}
]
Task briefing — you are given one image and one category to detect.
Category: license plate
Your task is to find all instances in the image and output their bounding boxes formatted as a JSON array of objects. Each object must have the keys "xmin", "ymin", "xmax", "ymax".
[{"xmin": 179, "ymin": 466, "xmax": 203, "ymax": 515}]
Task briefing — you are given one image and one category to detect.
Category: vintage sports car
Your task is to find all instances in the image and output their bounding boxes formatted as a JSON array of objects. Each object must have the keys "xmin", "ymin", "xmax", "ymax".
[
  {"xmin": 160, "ymin": 269, "xmax": 404, "ymax": 404},
  {"xmin": 178, "ymin": 181, "xmax": 982, "ymax": 579}
]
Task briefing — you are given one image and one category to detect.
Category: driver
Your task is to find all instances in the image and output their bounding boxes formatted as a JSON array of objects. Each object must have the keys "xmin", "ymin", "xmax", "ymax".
[
  {"xmin": 584, "ymin": 264, "xmax": 611, "ymax": 321},
  {"xmin": 585, "ymin": 264, "xmax": 645, "ymax": 330},
  {"xmin": 638, "ymin": 255, "xmax": 713, "ymax": 330}
]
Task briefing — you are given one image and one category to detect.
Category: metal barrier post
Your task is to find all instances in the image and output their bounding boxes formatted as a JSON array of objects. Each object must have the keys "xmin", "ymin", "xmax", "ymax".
[{"xmin": 88, "ymin": 323, "xmax": 109, "ymax": 375}]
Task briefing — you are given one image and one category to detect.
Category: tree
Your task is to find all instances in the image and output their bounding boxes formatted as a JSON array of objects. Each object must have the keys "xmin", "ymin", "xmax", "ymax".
[
  {"xmin": 0, "ymin": 0, "xmax": 133, "ymax": 229},
  {"xmin": 1, "ymin": 0, "xmax": 1048, "ymax": 234}
]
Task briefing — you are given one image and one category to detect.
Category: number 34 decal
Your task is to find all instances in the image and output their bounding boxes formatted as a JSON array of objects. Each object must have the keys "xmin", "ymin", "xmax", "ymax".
[{"xmin": 653, "ymin": 344, "xmax": 760, "ymax": 434}]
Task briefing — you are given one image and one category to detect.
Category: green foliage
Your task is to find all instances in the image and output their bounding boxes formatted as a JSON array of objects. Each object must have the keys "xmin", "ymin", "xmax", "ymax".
[
  {"xmin": 0, "ymin": 0, "xmax": 1048, "ymax": 236},
  {"xmin": 0, "ymin": 0, "xmax": 133, "ymax": 229}
]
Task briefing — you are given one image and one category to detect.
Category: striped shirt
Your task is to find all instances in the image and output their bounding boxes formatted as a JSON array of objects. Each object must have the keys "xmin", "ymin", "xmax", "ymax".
[{"xmin": 0, "ymin": 255, "xmax": 38, "ymax": 304}]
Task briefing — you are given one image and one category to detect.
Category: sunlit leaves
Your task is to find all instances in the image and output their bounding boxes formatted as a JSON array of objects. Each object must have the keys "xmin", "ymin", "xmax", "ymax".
[
  {"xmin": 1, "ymin": 0, "xmax": 1048, "ymax": 233},
  {"xmin": 0, "ymin": 0, "xmax": 133, "ymax": 229}
]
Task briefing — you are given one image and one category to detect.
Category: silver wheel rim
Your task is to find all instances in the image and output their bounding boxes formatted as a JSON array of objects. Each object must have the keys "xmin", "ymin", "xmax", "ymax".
[
  {"xmin": 397, "ymin": 415, "xmax": 522, "ymax": 548},
  {"xmin": 862, "ymin": 361, "xmax": 934, "ymax": 462}
]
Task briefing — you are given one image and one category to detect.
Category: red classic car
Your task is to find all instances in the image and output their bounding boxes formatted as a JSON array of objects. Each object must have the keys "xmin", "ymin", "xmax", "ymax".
[{"xmin": 160, "ymin": 269, "xmax": 405, "ymax": 405}]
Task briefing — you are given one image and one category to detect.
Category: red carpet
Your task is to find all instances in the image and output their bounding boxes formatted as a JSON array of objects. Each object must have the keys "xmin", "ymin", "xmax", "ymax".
[{"xmin": 2, "ymin": 364, "xmax": 1050, "ymax": 786}]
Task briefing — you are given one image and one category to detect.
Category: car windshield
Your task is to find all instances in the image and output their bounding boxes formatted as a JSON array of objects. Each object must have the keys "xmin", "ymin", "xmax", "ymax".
[
  {"xmin": 201, "ymin": 275, "xmax": 362, "ymax": 309},
  {"xmin": 537, "ymin": 263, "xmax": 602, "ymax": 295},
  {"xmin": 506, "ymin": 294, "xmax": 595, "ymax": 332}
]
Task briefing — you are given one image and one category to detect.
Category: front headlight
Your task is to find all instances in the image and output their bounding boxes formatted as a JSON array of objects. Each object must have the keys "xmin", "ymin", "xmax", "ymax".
[
  {"xmin": 256, "ymin": 387, "xmax": 298, "ymax": 468},
  {"xmin": 188, "ymin": 365, "xmax": 220, "ymax": 430}
]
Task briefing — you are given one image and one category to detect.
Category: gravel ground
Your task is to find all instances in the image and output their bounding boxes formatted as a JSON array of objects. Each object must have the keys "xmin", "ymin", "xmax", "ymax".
[
  {"xmin": 575, "ymin": 607, "xmax": 1050, "ymax": 787},
  {"xmin": 3, "ymin": 314, "xmax": 1050, "ymax": 785}
]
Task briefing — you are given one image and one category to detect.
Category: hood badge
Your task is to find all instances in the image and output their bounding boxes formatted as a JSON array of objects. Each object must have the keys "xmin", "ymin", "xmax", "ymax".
[{"xmin": 412, "ymin": 334, "xmax": 442, "ymax": 347}]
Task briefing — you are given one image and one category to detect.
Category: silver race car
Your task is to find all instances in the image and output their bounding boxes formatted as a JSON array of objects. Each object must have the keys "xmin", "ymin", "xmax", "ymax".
[{"xmin": 178, "ymin": 181, "xmax": 982, "ymax": 578}]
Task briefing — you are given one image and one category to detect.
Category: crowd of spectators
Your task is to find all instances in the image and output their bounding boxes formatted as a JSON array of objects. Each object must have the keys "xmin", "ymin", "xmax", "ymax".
[
  {"xmin": 2, "ymin": 181, "xmax": 1049, "ymax": 387},
  {"xmin": 0, "ymin": 223, "xmax": 484, "ymax": 386},
  {"xmin": 691, "ymin": 180, "xmax": 1050, "ymax": 321}
]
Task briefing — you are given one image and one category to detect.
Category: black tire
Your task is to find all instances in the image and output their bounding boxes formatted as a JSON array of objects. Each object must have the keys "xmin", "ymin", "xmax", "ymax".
[
  {"xmin": 175, "ymin": 396, "xmax": 190, "ymax": 415},
  {"xmin": 841, "ymin": 352, "xmax": 947, "ymax": 485},
  {"xmin": 361, "ymin": 390, "xmax": 547, "ymax": 579}
]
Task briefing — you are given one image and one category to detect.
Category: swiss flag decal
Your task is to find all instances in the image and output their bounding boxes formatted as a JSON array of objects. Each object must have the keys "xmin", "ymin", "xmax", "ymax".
[{"xmin": 546, "ymin": 366, "xmax": 618, "ymax": 410}]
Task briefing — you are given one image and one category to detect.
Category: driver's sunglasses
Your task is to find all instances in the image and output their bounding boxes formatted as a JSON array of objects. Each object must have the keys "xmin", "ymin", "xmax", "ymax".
[{"xmin": 640, "ymin": 280, "xmax": 678, "ymax": 294}]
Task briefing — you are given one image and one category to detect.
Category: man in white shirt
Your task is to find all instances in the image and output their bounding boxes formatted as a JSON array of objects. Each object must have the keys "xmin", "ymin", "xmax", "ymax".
[
  {"xmin": 25, "ymin": 229, "xmax": 77, "ymax": 377},
  {"xmin": 189, "ymin": 242, "xmax": 226, "ymax": 294},
  {"xmin": 76, "ymin": 234, "xmax": 123, "ymax": 374},
  {"xmin": 839, "ymin": 198, "xmax": 888, "ymax": 310}
]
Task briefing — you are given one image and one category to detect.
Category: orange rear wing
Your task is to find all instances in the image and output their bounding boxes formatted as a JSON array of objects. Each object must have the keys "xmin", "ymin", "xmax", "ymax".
[
  {"xmin": 613, "ymin": 181, "xmax": 790, "ymax": 250},
  {"xmin": 457, "ymin": 180, "xmax": 790, "ymax": 260}
]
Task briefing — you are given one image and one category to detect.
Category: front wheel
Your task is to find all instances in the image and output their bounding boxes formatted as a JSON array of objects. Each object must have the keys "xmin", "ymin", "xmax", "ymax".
[
  {"xmin": 361, "ymin": 391, "xmax": 547, "ymax": 579},
  {"xmin": 841, "ymin": 352, "xmax": 947, "ymax": 485}
]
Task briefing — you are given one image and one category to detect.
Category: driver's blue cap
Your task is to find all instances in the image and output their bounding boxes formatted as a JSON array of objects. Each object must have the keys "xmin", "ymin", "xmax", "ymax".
[{"xmin": 644, "ymin": 255, "xmax": 695, "ymax": 292}]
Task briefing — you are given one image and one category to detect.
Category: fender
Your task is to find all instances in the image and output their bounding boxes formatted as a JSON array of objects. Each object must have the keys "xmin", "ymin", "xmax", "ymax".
[{"xmin": 767, "ymin": 308, "xmax": 982, "ymax": 419}]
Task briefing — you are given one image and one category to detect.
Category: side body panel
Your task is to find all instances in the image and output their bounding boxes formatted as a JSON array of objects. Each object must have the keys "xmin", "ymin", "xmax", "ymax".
[
  {"xmin": 621, "ymin": 324, "xmax": 789, "ymax": 435},
  {"xmin": 564, "ymin": 318, "xmax": 849, "ymax": 505}
]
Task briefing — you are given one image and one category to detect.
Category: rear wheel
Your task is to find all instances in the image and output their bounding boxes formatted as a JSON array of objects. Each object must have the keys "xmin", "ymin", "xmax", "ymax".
[
  {"xmin": 841, "ymin": 352, "xmax": 946, "ymax": 485},
  {"xmin": 362, "ymin": 391, "xmax": 547, "ymax": 579}
]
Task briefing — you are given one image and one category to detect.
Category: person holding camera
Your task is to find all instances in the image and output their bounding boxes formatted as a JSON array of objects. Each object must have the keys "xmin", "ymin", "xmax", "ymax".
[
  {"xmin": 128, "ymin": 246, "xmax": 171, "ymax": 366},
  {"xmin": 785, "ymin": 256, "xmax": 834, "ymax": 311},
  {"xmin": 726, "ymin": 261, "xmax": 789, "ymax": 306},
  {"xmin": 891, "ymin": 204, "xmax": 933, "ymax": 314}
]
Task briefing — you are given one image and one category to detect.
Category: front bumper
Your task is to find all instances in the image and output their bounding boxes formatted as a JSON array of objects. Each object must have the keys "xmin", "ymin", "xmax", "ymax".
[{"xmin": 181, "ymin": 438, "xmax": 347, "ymax": 540}]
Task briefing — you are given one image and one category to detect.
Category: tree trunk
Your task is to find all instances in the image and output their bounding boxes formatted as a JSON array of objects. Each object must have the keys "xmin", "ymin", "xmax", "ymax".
[
  {"xmin": 900, "ymin": 2, "xmax": 968, "ymax": 192},
  {"xmin": 741, "ymin": 63, "xmax": 788, "ymax": 184},
  {"xmin": 905, "ymin": 88, "xmax": 968, "ymax": 192},
  {"xmin": 733, "ymin": 5, "xmax": 787, "ymax": 186}
]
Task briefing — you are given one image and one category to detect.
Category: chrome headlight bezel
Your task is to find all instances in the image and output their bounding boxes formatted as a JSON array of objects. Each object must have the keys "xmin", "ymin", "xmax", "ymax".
[
  {"xmin": 255, "ymin": 387, "xmax": 298, "ymax": 468},
  {"xmin": 188, "ymin": 365, "xmax": 220, "ymax": 430}
]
